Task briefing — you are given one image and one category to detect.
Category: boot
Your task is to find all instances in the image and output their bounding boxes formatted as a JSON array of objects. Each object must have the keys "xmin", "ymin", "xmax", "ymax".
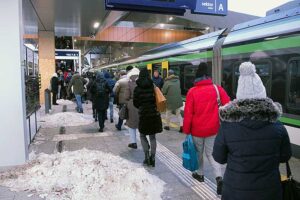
[
  {"xmin": 192, "ymin": 173, "xmax": 204, "ymax": 182},
  {"xmin": 150, "ymin": 154, "xmax": 155, "ymax": 167},
  {"xmin": 143, "ymin": 152, "xmax": 151, "ymax": 166},
  {"xmin": 216, "ymin": 176, "xmax": 223, "ymax": 195}
]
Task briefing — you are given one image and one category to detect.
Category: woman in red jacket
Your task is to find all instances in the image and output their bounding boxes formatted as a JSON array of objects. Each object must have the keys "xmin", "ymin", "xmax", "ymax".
[{"xmin": 183, "ymin": 62, "xmax": 230, "ymax": 195}]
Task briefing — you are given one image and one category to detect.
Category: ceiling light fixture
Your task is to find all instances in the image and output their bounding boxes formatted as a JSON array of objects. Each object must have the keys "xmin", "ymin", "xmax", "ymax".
[
  {"xmin": 205, "ymin": 27, "xmax": 210, "ymax": 30},
  {"xmin": 74, "ymin": 39, "xmax": 77, "ymax": 42},
  {"xmin": 160, "ymin": 23, "xmax": 165, "ymax": 28},
  {"xmin": 93, "ymin": 22, "xmax": 100, "ymax": 29},
  {"xmin": 169, "ymin": 16, "xmax": 174, "ymax": 21}
]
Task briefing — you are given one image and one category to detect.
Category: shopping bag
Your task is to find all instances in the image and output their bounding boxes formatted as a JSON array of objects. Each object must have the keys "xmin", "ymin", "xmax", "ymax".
[
  {"xmin": 281, "ymin": 162, "xmax": 300, "ymax": 200},
  {"xmin": 182, "ymin": 135, "xmax": 199, "ymax": 172},
  {"xmin": 118, "ymin": 104, "xmax": 128, "ymax": 120},
  {"xmin": 153, "ymin": 85, "xmax": 166, "ymax": 112}
]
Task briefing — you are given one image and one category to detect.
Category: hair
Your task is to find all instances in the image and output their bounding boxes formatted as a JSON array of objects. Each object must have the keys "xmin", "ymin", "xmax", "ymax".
[
  {"xmin": 139, "ymin": 68, "xmax": 150, "ymax": 79},
  {"xmin": 168, "ymin": 69, "xmax": 174, "ymax": 76},
  {"xmin": 126, "ymin": 65, "xmax": 133, "ymax": 72},
  {"xmin": 196, "ymin": 62, "xmax": 209, "ymax": 78}
]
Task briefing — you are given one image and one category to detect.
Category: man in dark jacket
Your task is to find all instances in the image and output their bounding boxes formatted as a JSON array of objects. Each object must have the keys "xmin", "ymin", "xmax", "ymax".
[
  {"xmin": 90, "ymin": 72, "xmax": 111, "ymax": 132},
  {"xmin": 68, "ymin": 72, "xmax": 87, "ymax": 113},
  {"xmin": 162, "ymin": 70, "xmax": 183, "ymax": 131},
  {"xmin": 104, "ymin": 72, "xmax": 116, "ymax": 123},
  {"xmin": 213, "ymin": 62, "xmax": 291, "ymax": 200},
  {"xmin": 50, "ymin": 73, "xmax": 59, "ymax": 105},
  {"xmin": 152, "ymin": 70, "xmax": 164, "ymax": 90}
]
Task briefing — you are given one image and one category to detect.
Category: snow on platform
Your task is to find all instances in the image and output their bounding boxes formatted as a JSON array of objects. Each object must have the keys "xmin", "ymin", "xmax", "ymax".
[
  {"xmin": 0, "ymin": 149, "xmax": 165, "ymax": 200},
  {"xmin": 39, "ymin": 112, "xmax": 94, "ymax": 128}
]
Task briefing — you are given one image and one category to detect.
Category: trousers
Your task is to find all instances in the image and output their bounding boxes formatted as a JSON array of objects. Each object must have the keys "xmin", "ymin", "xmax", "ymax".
[
  {"xmin": 192, "ymin": 135, "xmax": 222, "ymax": 177},
  {"xmin": 140, "ymin": 134, "xmax": 156, "ymax": 155},
  {"xmin": 165, "ymin": 109, "xmax": 183, "ymax": 127}
]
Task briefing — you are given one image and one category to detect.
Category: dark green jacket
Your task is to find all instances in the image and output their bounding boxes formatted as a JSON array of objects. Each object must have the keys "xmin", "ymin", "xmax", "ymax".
[
  {"xmin": 68, "ymin": 74, "xmax": 86, "ymax": 95},
  {"xmin": 162, "ymin": 75, "xmax": 183, "ymax": 111}
]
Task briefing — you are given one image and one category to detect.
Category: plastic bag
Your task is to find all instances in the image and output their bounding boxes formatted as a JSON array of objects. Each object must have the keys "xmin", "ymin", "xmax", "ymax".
[{"xmin": 182, "ymin": 135, "xmax": 199, "ymax": 172}]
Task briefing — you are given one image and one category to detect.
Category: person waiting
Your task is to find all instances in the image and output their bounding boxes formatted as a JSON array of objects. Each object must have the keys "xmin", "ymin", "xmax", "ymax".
[{"xmin": 162, "ymin": 69, "xmax": 183, "ymax": 132}]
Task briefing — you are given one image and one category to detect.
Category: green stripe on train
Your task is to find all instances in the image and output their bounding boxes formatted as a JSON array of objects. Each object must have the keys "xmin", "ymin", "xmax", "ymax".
[
  {"xmin": 222, "ymin": 35, "xmax": 300, "ymax": 56},
  {"xmin": 280, "ymin": 117, "xmax": 300, "ymax": 127}
]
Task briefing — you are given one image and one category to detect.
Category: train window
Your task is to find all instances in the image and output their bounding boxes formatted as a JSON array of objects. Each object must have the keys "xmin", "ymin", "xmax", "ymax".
[{"xmin": 287, "ymin": 59, "xmax": 300, "ymax": 113}]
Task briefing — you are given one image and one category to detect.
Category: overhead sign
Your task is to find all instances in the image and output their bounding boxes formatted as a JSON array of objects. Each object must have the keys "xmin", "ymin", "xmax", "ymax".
[
  {"xmin": 55, "ymin": 50, "xmax": 79, "ymax": 57},
  {"xmin": 192, "ymin": 0, "xmax": 228, "ymax": 16},
  {"xmin": 105, "ymin": 0, "xmax": 194, "ymax": 15}
]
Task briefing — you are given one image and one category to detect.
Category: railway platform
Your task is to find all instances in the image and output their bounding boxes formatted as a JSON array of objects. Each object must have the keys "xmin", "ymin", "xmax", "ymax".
[{"xmin": 1, "ymin": 100, "xmax": 299, "ymax": 200}]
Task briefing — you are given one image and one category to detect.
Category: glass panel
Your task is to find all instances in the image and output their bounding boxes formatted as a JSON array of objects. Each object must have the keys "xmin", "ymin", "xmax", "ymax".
[{"xmin": 288, "ymin": 59, "xmax": 300, "ymax": 112}]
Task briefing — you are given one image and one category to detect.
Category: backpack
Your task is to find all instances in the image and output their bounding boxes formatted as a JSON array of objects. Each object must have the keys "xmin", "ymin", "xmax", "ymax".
[{"xmin": 95, "ymin": 81, "xmax": 106, "ymax": 97}]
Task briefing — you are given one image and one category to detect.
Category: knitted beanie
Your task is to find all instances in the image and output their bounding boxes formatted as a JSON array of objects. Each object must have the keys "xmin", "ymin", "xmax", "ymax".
[{"xmin": 236, "ymin": 62, "xmax": 267, "ymax": 100}]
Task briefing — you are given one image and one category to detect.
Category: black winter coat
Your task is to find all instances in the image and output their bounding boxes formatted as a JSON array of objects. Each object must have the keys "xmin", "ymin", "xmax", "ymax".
[
  {"xmin": 133, "ymin": 77, "xmax": 162, "ymax": 135},
  {"xmin": 213, "ymin": 98, "xmax": 292, "ymax": 200},
  {"xmin": 51, "ymin": 76, "xmax": 59, "ymax": 93},
  {"xmin": 90, "ymin": 77, "xmax": 111, "ymax": 111}
]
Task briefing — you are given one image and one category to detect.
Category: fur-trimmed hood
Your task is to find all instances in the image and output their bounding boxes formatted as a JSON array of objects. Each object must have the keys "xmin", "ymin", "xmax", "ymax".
[{"xmin": 219, "ymin": 98, "xmax": 282, "ymax": 124}]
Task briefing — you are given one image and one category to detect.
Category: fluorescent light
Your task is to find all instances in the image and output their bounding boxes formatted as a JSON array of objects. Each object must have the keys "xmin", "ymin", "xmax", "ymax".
[
  {"xmin": 169, "ymin": 16, "xmax": 174, "ymax": 21},
  {"xmin": 265, "ymin": 36, "xmax": 279, "ymax": 41},
  {"xmin": 205, "ymin": 27, "xmax": 210, "ymax": 30},
  {"xmin": 93, "ymin": 22, "xmax": 100, "ymax": 29}
]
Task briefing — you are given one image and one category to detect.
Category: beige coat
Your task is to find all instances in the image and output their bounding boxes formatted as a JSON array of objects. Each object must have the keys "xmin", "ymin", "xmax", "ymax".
[
  {"xmin": 113, "ymin": 75, "xmax": 128, "ymax": 105},
  {"xmin": 125, "ymin": 75, "xmax": 139, "ymax": 129}
]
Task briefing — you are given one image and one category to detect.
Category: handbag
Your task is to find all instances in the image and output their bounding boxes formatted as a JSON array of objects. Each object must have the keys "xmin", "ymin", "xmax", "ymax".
[
  {"xmin": 281, "ymin": 162, "xmax": 300, "ymax": 200},
  {"xmin": 118, "ymin": 104, "xmax": 128, "ymax": 120},
  {"xmin": 182, "ymin": 135, "xmax": 199, "ymax": 172},
  {"xmin": 153, "ymin": 85, "xmax": 166, "ymax": 112}
]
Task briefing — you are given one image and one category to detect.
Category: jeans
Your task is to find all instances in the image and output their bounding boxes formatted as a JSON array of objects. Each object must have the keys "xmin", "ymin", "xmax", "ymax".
[
  {"xmin": 97, "ymin": 109, "xmax": 106, "ymax": 129},
  {"xmin": 192, "ymin": 135, "xmax": 222, "ymax": 177},
  {"xmin": 108, "ymin": 97, "xmax": 114, "ymax": 120},
  {"xmin": 116, "ymin": 104, "xmax": 124, "ymax": 129},
  {"xmin": 128, "ymin": 128, "xmax": 137, "ymax": 144},
  {"xmin": 140, "ymin": 134, "xmax": 157, "ymax": 155},
  {"xmin": 165, "ymin": 109, "xmax": 183, "ymax": 127},
  {"xmin": 75, "ymin": 94, "xmax": 83, "ymax": 113}
]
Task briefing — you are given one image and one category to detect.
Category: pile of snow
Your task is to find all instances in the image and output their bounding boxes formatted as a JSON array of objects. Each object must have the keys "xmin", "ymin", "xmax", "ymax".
[
  {"xmin": 0, "ymin": 149, "xmax": 165, "ymax": 200},
  {"xmin": 57, "ymin": 99, "xmax": 74, "ymax": 105},
  {"xmin": 39, "ymin": 112, "xmax": 94, "ymax": 128},
  {"xmin": 52, "ymin": 133, "xmax": 113, "ymax": 142}
]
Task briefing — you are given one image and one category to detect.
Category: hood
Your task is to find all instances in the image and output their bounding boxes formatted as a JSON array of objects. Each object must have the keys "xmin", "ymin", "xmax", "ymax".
[
  {"xmin": 96, "ymin": 72, "xmax": 105, "ymax": 81},
  {"xmin": 219, "ymin": 98, "xmax": 282, "ymax": 127},
  {"xmin": 165, "ymin": 75, "xmax": 179, "ymax": 81},
  {"xmin": 104, "ymin": 72, "xmax": 111, "ymax": 79},
  {"xmin": 127, "ymin": 68, "xmax": 140, "ymax": 78},
  {"xmin": 194, "ymin": 78, "xmax": 213, "ymax": 86},
  {"xmin": 136, "ymin": 78, "xmax": 153, "ymax": 89},
  {"xmin": 52, "ymin": 73, "xmax": 58, "ymax": 78}
]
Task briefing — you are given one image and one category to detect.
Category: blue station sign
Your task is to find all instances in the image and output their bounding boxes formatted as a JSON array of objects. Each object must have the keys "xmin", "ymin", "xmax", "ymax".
[
  {"xmin": 193, "ymin": 0, "xmax": 228, "ymax": 16},
  {"xmin": 105, "ymin": 0, "xmax": 194, "ymax": 15},
  {"xmin": 105, "ymin": 0, "xmax": 227, "ymax": 16}
]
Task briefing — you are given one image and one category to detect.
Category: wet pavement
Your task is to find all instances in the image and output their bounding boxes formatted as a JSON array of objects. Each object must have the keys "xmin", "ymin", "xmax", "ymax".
[{"xmin": 0, "ymin": 101, "xmax": 299, "ymax": 200}]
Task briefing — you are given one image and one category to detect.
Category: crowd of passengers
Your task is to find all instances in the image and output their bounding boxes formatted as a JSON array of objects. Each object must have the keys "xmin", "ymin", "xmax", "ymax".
[{"xmin": 50, "ymin": 62, "xmax": 291, "ymax": 200}]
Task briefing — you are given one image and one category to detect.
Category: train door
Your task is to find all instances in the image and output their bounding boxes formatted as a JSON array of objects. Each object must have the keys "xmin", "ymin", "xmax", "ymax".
[{"xmin": 148, "ymin": 61, "xmax": 169, "ymax": 79}]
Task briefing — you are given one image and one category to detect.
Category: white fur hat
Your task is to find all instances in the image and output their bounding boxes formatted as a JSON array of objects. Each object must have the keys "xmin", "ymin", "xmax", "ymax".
[
  {"xmin": 127, "ymin": 67, "xmax": 140, "ymax": 78},
  {"xmin": 236, "ymin": 62, "xmax": 267, "ymax": 100}
]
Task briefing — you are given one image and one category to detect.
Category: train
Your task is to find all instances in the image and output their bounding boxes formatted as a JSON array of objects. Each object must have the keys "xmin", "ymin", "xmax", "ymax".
[{"xmin": 100, "ymin": 7, "xmax": 300, "ymax": 158}]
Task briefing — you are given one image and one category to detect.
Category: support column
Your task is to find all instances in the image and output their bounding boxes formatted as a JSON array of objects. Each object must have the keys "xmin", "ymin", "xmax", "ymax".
[
  {"xmin": 39, "ymin": 31, "xmax": 55, "ymax": 104},
  {"xmin": 0, "ymin": 0, "xmax": 28, "ymax": 166}
]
